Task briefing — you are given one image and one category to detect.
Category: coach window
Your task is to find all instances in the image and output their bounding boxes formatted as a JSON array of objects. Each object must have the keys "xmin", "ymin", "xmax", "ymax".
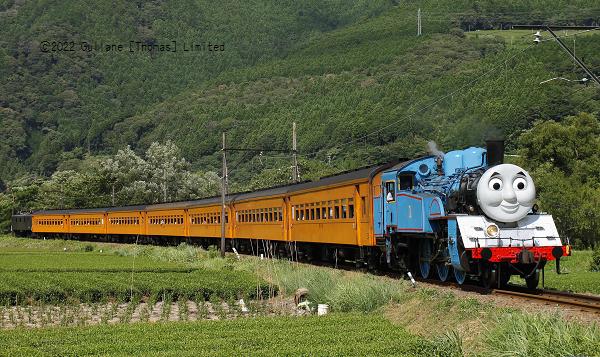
[
  {"xmin": 349, "ymin": 199, "xmax": 355, "ymax": 219},
  {"xmin": 398, "ymin": 174, "xmax": 414, "ymax": 191},
  {"xmin": 341, "ymin": 199, "xmax": 348, "ymax": 219},
  {"xmin": 334, "ymin": 200, "xmax": 340, "ymax": 219}
]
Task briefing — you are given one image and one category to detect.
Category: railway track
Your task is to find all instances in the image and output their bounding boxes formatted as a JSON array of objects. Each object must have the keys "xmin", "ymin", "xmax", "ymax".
[
  {"xmin": 493, "ymin": 288, "xmax": 600, "ymax": 314},
  {"xmin": 306, "ymin": 259, "xmax": 600, "ymax": 314},
  {"xmin": 415, "ymin": 276, "xmax": 600, "ymax": 314}
]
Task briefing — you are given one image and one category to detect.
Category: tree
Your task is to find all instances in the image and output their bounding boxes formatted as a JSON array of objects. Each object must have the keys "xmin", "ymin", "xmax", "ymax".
[{"xmin": 518, "ymin": 113, "xmax": 600, "ymax": 248}]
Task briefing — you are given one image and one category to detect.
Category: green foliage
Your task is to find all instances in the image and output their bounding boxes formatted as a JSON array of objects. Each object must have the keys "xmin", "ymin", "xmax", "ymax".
[
  {"xmin": 0, "ymin": 314, "xmax": 442, "ymax": 356},
  {"xmin": 0, "ymin": 269, "xmax": 268, "ymax": 305},
  {"xmin": 485, "ymin": 313, "xmax": 600, "ymax": 357},
  {"xmin": 1, "ymin": 1, "xmax": 599, "ymax": 243},
  {"xmin": 0, "ymin": 0, "xmax": 394, "ymax": 180},
  {"xmin": 0, "ymin": 241, "xmax": 270, "ymax": 305},
  {"xmin": 244, "ymin": 259, "xmax": 407, "ymax": 313},
  {"xmin": 0, "ymin": 141, "xmax": 220, "ymax": 230},
  {"xmin": 99, "ymin": 141, "xmax": 220, "ymax": 206},
  {"xmin": 590, "ymin": 247, "xmax": 600, "ymax": 273},
  {"xmin": 517, "ymin": 113, "xmax": 600, "ymax": 248}
]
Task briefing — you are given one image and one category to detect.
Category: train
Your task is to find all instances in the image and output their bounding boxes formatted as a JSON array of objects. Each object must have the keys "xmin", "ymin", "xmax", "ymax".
[{"xmin": 11, "ymin": 140, "xmax": 570, "ymax": 289}]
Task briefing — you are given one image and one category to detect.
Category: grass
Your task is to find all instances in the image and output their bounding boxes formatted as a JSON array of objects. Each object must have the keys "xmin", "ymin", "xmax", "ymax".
[
  {"xmin": 386, "ymin": 287, "xmax": 600, "ymax": 357},
  {"xmin": 0, "ymin": 314, "xmax": 444, "ymax": 357},
  {"xmin": 484, "ymin": 313, "xmax": 600, "ymax": 357},
  {"xmin": 511, "ymin": 250, "xmax": 600, "ymax": 294}
]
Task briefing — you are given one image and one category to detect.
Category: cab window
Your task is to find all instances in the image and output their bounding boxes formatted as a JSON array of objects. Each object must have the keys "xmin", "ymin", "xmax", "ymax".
[
  {"xmin": 398, "ymin": 174, "xmax": 414, "ymax": 191},
  {"xmin": 385, "ymin": 181, "xmax": 395, "ymax": 202}
]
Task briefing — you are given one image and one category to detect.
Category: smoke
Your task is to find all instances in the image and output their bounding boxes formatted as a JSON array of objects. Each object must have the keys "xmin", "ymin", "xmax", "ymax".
[{"xmin": 427, "ymin": 141, "xmax": 445, "ymax": 158}]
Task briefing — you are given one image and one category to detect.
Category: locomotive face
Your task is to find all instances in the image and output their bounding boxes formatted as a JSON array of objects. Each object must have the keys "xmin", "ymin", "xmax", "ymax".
[{"xmin": 476, "ymin": 164, "xmax": 536, "ymax": 223}]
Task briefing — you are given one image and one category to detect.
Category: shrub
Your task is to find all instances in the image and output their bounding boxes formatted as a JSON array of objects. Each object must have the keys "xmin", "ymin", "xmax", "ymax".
[{"xmin": 590, "ymin": 247, "xmax": 600, "ymax": 272}]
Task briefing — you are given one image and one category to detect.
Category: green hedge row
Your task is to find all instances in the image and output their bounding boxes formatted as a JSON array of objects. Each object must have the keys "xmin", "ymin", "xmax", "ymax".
[{"xmin": 0, "ymin": 270, "xmax": 272, "ymax": 305}]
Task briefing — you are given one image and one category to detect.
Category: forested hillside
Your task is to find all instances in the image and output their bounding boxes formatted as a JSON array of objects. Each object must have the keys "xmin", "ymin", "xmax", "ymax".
[{"xmin": 1, "ymin": 0, "xmax": 599, "ymax": 245}]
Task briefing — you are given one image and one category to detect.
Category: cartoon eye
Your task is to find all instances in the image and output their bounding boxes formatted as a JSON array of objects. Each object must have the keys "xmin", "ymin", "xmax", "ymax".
[
  {"xmin": 488, "ymin": 178, "xmax": 503, "ymax": 191},
  {"xmin": 513, "ymin": 177, "xmax": 527, "ymax": 191}
]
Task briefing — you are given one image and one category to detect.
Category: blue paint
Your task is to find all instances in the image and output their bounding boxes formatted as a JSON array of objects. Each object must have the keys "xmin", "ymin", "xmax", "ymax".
[
  {"xmin": 373, "ymin": 196, "xmax": 383, "ymax": 236},
  {"xmin": 447, "ymin": 219, "xmax": 464, "ymax": 271},
  {"xmin": 371, "ymin": 147, "xmax": 487, "ymax": 244},
  {"xmin": 395, "ymin": 194, "xmax": 423, "ymax": 231}
]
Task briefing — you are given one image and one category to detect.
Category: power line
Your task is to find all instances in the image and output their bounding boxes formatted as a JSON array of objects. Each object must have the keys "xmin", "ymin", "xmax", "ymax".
[
  {"xmin": 300, "ymin": 43, "xmax": 535, "ymax": 159},
  {"xmin": 539, "ymin": 27, "xmax": 600, "ymax": 42}
]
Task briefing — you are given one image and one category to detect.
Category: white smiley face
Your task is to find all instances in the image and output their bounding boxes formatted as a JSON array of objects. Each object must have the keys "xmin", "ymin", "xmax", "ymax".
[{"xmin": 476, "ymin": 164, "xmax": 536, "ymax": 223}]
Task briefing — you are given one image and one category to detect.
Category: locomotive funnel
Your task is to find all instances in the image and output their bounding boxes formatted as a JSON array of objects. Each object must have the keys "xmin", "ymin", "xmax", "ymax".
[{"xmin": 485, "ymin": 139, "xmax": 505, "ymax": 166}]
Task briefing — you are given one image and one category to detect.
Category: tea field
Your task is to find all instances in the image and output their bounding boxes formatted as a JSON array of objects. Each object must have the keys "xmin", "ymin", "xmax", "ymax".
[
  {"xmin": 0, "ymin": 237, "xmax": 270, "ymax": 304},
  {"xmin": 0, "ymin": 314, "xmax": 441, "ymax": 357}
]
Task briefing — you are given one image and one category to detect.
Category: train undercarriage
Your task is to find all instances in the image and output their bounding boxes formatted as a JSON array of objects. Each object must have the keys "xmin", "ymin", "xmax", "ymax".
[{"xmin": 28, "ymin": 231, "xmax": 556, "ymax": 290}]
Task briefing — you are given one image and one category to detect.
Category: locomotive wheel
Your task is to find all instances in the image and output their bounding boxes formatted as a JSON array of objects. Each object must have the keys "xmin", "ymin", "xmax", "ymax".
[
  {"xmin": 436, "ymin": 263, "xmax": 451, "ymax": 282},
  {"xmin": 525, "ymin": 269, "xmax": 540, "ymax": 289},
  {"xmin": 418, "ymin": 239, "xmax": 432, "ymax": 279},
  {"xmin": 453, "ymin": 268, "xmax": 466, "ymax": 284}
]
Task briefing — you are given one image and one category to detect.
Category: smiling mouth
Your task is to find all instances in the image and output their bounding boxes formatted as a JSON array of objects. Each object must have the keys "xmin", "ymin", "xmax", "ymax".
[{"xmin": 500, "ymin": 203, "xmax": 519, "ymax": 213}]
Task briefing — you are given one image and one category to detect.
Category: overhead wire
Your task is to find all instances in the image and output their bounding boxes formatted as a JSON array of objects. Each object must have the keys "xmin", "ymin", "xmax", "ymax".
[
  {"xmin": 299, "ymin": 42, "xmax": 536, "ymax": 159},
  {"xmin": 539, "ymin": 27, "xmax": 600, "ymax": 42}
]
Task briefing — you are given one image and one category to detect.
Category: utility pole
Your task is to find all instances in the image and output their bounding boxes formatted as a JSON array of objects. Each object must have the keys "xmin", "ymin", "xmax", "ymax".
[
  {"xmin": 292, "ymin": 122, "xmax": 299, "ymax": 182},
  {"xmin": 417, "ymin": 8, "xmax": 422, "ymax": 36},
  {"xmin": 163, "ymin": 168, "xmax": 167, "ymax": 202},
  {"xmin": 220, "ymin": 132, "xmax": 227, "ymax": 258}
]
